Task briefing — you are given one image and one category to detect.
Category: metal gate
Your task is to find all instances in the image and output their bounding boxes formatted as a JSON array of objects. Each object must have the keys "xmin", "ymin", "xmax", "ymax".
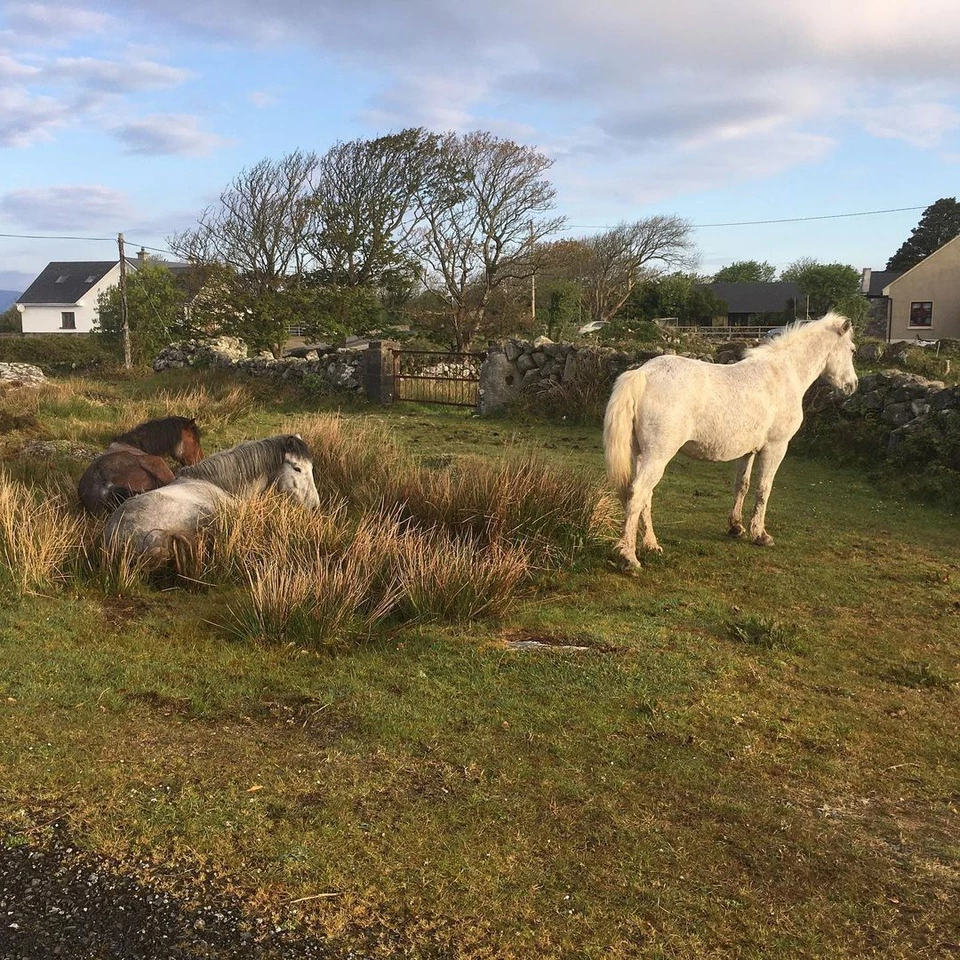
[{"xmin": 393, "ymin": 350, "xmax": 485, "ymax": 407}]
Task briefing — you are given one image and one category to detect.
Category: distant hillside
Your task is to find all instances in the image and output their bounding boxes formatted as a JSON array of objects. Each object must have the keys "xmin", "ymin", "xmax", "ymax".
[{"xmin": 0, "ymin": 291, "xmax": 21, "ymax": 312}]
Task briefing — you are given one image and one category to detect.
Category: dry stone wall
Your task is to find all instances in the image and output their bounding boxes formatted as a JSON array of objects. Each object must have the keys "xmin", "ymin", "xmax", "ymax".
[
  {"xmin": 153, "ymin": 338, "xmax": 364, "ymax": 393},
  {"xmin": 840, "ymin": 369, "xmax": 960, "ymax": 460},
  {"xmin": 478, "ymin": 337, "xmax": 714, "ymax": 414}
]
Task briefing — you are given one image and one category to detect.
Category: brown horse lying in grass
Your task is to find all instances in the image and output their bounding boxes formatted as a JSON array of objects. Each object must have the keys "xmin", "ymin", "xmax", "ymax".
[{"xmin": 78, "ymin": 416, "xmax": 203, "ymax": 512}]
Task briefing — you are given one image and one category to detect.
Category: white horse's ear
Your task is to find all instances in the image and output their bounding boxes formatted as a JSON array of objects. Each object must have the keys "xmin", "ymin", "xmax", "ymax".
[{"xmin": 840, "ymin": 318, "xmax": 852, "ymax": 334}]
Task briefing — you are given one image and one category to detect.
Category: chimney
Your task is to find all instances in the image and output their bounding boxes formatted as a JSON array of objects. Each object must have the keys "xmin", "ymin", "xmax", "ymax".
[
  {"xmin": 860, "ymin": 267, "xmax": 872, "ymax": 295},
  {"xmin": 138, "ymin": 247, "xmax": 149, "ymax": 265}
]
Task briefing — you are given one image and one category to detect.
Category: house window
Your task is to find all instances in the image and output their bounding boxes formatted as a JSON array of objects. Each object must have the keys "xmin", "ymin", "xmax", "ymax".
[
  {"xmin": 55, "ymin": 275, "xmax": 68, "ymax": 283},
  {"xmin": 60, "ymin": 312, "xmax": 76, "ymax": 330},
  {"xmin": 909, "ymin": 301, "xmax": 933, "ymax": 328}
]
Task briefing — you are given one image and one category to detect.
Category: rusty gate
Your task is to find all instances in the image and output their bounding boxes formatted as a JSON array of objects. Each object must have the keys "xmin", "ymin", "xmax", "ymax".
[{"xmin": 393, "ymin": 350, "xmax": 485, "ymax": 407}]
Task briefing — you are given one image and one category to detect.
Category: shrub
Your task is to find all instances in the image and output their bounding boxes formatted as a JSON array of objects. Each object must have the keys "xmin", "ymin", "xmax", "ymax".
[{"xmin": 0, "ymin": 335, "xmax": 121, "ymax": 375}]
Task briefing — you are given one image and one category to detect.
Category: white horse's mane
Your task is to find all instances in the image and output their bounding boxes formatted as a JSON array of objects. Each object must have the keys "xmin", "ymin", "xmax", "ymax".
[{"xmin": 744, "ymin": 312, "xmax": 849, "ymax": 359}]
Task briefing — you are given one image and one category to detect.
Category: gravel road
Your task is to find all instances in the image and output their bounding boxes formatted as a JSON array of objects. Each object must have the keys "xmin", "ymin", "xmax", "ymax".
[{"xmin": 0, "ymin": 824, "xmax": 338, "ymax": 959}]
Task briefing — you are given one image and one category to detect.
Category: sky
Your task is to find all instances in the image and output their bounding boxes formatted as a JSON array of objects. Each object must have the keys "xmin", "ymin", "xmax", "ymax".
[{"xmin": 1, "ymin": 0, "xmax": 959, "ymax": 293}]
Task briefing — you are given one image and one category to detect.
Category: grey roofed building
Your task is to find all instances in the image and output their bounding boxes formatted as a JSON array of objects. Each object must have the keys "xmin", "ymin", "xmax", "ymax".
[
  {"xmin": 694, "ymin": 280, "xmax": 802, "ymax": 324},
  {"xmin": 17, "ymin": 261, "xmax": 130, "ymax": 305},
  {"xmin": 696, "ymin": 281, "xmax": 802, "ymax": 314},
  {"xmin": 860, "ymin": 268, "xmax": 904, "ymax": 297}
]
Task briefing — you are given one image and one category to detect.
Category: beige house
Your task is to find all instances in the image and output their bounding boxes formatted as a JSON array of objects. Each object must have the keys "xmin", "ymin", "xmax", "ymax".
[{"xmin": 882, "ymin": 234, "xmax": 960, "ymax": 342}]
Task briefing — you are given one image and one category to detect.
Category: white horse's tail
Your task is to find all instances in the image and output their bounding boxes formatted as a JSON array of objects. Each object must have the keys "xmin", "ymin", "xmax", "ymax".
[{"xmin": 603, "ymin": 368, "xmax": 645, "ymax": 502}]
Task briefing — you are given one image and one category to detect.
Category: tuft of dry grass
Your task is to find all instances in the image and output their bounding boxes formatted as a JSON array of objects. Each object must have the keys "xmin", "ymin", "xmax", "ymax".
[
  {"xmin": 393, "ymin": 529, "xmax": 531, "ymax": 621},
  {"xmin": 0, "ymin": 472, "xmax": 86, "ymax": 594},
  {"xmin": 288, "ymin": 415, "xmax": 614, "ymax": 558}
]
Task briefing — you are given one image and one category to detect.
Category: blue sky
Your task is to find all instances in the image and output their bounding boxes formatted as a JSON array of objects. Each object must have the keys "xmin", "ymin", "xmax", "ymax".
[{"xmin": 2, "ymin": 0, "xmax": 959, "ymax": 292}]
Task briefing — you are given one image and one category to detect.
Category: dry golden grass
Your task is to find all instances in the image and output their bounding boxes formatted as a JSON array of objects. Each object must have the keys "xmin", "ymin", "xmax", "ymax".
[
  {"xmin": 0, "ymin": 472, "xmax": 87, "ymax": 594},
  {"xmin": 290, "ymin": 414, "xmax": 615, "ymax": 556},
  {"xmin": 393, "ymin": 528, "xmax": 532, "ymax": 621}
]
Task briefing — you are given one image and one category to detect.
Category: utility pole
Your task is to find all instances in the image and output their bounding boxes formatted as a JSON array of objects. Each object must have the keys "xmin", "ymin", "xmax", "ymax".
[
  {"xmin": 529, "ymin": 220, "xmax": 536, "ymax": 324},
  {"xmin": 118, "ymin": 232, "xmax": 131, "ymax": 369}
]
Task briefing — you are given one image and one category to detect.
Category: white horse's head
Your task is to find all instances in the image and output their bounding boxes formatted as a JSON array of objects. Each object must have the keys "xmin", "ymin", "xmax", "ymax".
[
  {"xmin": 821, "ymin": 315, "xmax": 859, "ymax": 396},
  {"xmin": 273, "ymin": 435, "xmax": 321, "ymax": 510}
]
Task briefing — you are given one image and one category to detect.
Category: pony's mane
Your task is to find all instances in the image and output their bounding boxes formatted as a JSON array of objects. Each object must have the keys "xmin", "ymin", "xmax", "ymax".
[
  {"xmin": 178, "ymin": 435, "xmax": 311, "ymax": 493},
  {"xmin": 744, "ymin": 312, "xmax": 849, "ymax": 359},
  {"xmin": 114, "ymin": 416, "xmax": 198, "ymax": 455}
]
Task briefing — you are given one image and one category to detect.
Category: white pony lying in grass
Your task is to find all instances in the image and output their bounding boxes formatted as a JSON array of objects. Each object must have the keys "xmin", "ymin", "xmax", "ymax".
[
  {"xmin": 604, "ymin": 312, "xmax": 858, "ymax": 569},
  {"xmin": 104, "ymin": 434, "xmax": 320, "ymax": 568}
]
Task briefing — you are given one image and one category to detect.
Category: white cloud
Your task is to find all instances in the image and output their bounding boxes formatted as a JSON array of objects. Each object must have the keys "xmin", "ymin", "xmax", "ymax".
[
  {"xmin": 1, "ymin": 3, "xmax": 112, "ymax": 45},
  {"xmin": 0, "ymin": 185, "xmax": 132, "ymax": 230},
  {"xmin": 48, "ymin": 57, "xmax": 191, "ymax": 93},
  {"xmin": 112, "ymin": 113, "xmax": 228, "ymax": 155},
  {"xmin": 0, "ymin": 52, "xmax": 40, "ymax": 81},
  {"xmin": 0, "ymin": 87, "xmax": 70, "ymax": 147}
]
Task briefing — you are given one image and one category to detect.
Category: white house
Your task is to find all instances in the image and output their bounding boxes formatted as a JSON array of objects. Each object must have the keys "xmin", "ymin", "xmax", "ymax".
[{"xmin": 16, "ymin": 260, "xmax": 138, "ymax": 334}]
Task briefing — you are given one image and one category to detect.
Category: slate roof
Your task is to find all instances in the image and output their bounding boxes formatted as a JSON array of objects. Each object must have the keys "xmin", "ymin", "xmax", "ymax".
[
  {"xmin": 18, "ymin": 259, "xmax": 195, "ymax": 306},
  {"xmin": 863, "ymin": 269, "xmax": 903, "ymax": 296},
  {"xmin": 17, "ymin": 261, "xmax": 128, "ymax": 305},
  {"xmin": 695, "ymin": 281, "xmax": 802, "ymax": 314}
]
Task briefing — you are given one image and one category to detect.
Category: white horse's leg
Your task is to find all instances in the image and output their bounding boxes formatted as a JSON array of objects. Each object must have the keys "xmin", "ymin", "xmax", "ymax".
[
  {"xmin": 728, "ymin": 452, "xmax": 755, "ymax": 537},
  {"xmin": 617, "ymin": 454, "xmax": 668, "ymax": 566},
  {"xmin": 748, "ymin": 442, "xmax": 789, "ymax": 546}
]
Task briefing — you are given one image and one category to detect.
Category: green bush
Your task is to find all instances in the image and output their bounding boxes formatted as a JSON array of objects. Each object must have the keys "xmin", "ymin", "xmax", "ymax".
[{"xmin": 0, "ymin": 335, "xmax": 121, "ymax": 374}]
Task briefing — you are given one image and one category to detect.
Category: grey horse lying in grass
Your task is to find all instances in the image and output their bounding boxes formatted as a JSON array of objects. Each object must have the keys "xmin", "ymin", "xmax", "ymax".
[{"xmin": 103, "ymin": 434, "xmax": 320, "ymax": 567}]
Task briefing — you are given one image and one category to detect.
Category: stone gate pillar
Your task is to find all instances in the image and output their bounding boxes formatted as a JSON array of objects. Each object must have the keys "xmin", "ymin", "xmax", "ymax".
[{"xmin": 363, "ymin": 340, "xmax": 398, "ymax": 404}]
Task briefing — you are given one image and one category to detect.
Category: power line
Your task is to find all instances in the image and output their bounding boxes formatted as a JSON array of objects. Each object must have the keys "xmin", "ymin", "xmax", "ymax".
[
  {"xmin": 0, "ymin": 231, "xmax": 117, "ymax": 242},
  {"xmin": 0, "ymin": 231, "xmax": 179, "ymax": 259},
  {"xmin": 562, "ymin": 204, "xmax": 928, "ymax": 231}
]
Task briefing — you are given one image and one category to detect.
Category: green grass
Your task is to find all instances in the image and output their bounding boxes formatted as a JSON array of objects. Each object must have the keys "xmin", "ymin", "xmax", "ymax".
[{"xmin": 1, "ymin": 371, "xmax": 959, "ymax": 958}]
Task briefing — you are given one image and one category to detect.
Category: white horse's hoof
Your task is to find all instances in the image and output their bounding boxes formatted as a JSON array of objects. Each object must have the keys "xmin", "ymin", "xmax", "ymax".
[
  {"xmin": 752, "ymin": 533, "xmax": 775, "ymax": 547},
  {"xmin": 728, "ymin": 523, "xmax": 746, "ymax": 538}
]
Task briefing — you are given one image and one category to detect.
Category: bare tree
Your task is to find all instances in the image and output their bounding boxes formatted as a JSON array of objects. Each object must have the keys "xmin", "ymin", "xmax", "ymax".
[
  {"xmin": 306, "ymin": 129, "xmax": 442, "ymax": 288},
  {"xmin": 169, "ymin": 150, "xmax": 318, "ymax": 294},
  {"xmin": 411, "ymin": 131, "xmax": 565, "ymax": 351},
  {"xmin": 581, "ymin": 218, "xmax": 696, "ymax": 324},
  {"xmin": 168, "ymin": 150, "xmax": 319, "ymax": 356}
]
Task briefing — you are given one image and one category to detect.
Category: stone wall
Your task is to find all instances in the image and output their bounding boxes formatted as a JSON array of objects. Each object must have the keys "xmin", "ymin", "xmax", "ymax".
[
  {"xmin": 478, "ymin": 337, "xmax": 714, "ymax": 414},
  {"xmin": 153, "ymin": 338, "xmax": 365, "ymax": 393},
  {"xmin": 840, "ymin": 369, "xmax": 960, "ymax": 460}
]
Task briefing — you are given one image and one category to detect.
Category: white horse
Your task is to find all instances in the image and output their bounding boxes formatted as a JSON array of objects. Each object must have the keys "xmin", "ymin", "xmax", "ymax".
[
  {"xmin": 104, "ymin": 434, "xmax": 320, "ymax": 567},
  {"xmin": 604, "ymin": 313, "xmax": 858, "ymax": 569}
]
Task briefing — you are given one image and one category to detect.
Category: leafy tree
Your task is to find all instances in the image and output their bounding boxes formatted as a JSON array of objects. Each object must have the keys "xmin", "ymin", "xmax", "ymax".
[
  {"xmin": 306, "ymin": 129, "xmax": 443, "ymax": 289},
  {"xmin": 95, "ymin": 262, "xmax": 194, "ymax": 364},
  {"xmin": 712, "ymin": 259, "xmax": 777, "ymax": 282},
  {"xmin": 781, "ymin": 259, "xmax": 864, "ymax": 319},
  {"xmin": 297, "ymin": 284, "xmax": 382, "ymax": 344},
  {"xmin": 411, "ymin": 130, "xmax": 564, "ymax": 351},
  {"xmin": 887, "ymin": 198, "xmax": 960, "ymax": 271},
  {"xmin": 617, "ymin": 272, "xmax": 726, "ymax": 326},
  {"xmin": 544, "ymin": 280, "xmax": 584, "ymax": 340}
]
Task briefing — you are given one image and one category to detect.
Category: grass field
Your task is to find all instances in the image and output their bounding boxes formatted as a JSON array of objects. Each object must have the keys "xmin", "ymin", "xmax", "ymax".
[{"xmin": 1, "ymin": 371, "xmax": 958, "ymax": 958}]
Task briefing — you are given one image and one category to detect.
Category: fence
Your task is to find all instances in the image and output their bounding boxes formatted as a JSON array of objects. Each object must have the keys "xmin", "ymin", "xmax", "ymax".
[{"xmin": 662, "ymin": 324, "xmax": 779, "ymax": 341}]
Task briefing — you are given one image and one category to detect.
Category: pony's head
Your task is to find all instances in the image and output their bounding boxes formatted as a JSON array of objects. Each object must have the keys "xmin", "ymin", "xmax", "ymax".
[
  {"xmin": 272, "ymin": 434, "xmax": 320, "ymax": 510},
  {"xmin": 175, "ymin": 417, "xmax": 203, "ymax": 466},
  {"xmin": 820, "ymin": 314, "xmax": 858, "ymax": 397}
]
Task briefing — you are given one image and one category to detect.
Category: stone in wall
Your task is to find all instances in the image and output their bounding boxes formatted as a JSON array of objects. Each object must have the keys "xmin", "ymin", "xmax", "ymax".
[{"xmin": 0, "ymin": 362, "xmax": 46, "ymax": 387}]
